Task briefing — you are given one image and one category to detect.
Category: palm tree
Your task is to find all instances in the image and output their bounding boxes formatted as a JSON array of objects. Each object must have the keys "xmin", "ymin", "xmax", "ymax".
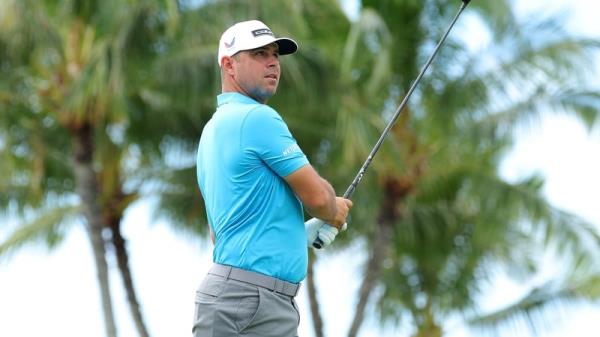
[
  {"xmin": 319, "ymin": 1, "xmax": 600, "ymax": 336},
  {"xmin": 5, "ymin": 2, "xmax": 597, "ymax": 337},
  {"xmin": 0, "ymin": 1, "xmax": 194, "ymax": 336}
]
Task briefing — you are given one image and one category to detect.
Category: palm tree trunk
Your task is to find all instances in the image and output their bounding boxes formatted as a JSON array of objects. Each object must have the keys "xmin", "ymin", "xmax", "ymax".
[
  {"xmin": 306, "ymin": 250, "xmax": 324, "ymax": 337},
  {"xmin": 346, "ymin": 220, "xmax": 392, "ymax": 337},
  {"xmin": 412, "ymin": 305, "xmax": 442, "ymax": 337},
  {"xmin": 348, "ymin": 177, "xmax": 411, "ymax": 337},
  {"xmin": 413, "ymin": 323, "xmax": 442, "ymax": 337},
  {"xmin": 109, "ymin": 218, "xmax": 151, "ymax": 337},
  {"xmin": 73, "ymin": 123, "xmax": 117, "ymax": 337}
]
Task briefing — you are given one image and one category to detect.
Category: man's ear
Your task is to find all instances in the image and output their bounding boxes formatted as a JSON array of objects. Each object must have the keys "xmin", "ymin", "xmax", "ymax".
[{"xmin": 221, "ymin": 56, "xmax": 235, "ymax": 75}]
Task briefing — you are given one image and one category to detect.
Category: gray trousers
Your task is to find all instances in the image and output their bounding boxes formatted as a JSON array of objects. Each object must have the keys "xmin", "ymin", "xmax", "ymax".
[{"xmin": 192, "ymin": 272, "xmax": 300, "ymax": 337}]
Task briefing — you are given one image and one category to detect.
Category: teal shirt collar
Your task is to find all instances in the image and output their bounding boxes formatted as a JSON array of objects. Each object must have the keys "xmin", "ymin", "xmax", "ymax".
[{"xmin": 217, "ymin": 92, "xmax": 260, "ymax": 107}]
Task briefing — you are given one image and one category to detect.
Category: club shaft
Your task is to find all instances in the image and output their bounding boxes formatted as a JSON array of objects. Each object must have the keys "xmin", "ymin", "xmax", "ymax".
[
  {"xmin": 313, "ymin": 0, "xmax": 471, "ymax": 249},
  {"xmin": 344, "ymin": 1, "xmax": 468, "ymax": 199}
]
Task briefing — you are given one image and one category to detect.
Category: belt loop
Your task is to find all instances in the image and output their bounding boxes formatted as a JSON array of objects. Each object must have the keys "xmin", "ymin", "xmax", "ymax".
[
  {"xmin": 223, "ymin": 265, "xmax": 233, "ymax": 279},
  {"xmin": 273, "ymin": 280, "xmax": 284, "ymax": 294}
]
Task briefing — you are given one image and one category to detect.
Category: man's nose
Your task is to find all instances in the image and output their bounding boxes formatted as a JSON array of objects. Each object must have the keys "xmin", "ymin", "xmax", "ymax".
[{"xmin": 267, "ymin": 54, "xmax": 279, "ymax": 67}]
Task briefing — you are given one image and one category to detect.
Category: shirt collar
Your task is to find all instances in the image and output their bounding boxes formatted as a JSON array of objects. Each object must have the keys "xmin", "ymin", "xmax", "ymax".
[{"xmin": 217, "ymin": 92, "xmax": 260, "ymax": 107}]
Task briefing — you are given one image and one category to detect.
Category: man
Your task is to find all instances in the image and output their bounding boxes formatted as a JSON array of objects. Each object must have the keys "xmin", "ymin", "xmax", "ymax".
[{"xmin": 194, "ymin": 20, "xmax": 353, "ymax": 337}]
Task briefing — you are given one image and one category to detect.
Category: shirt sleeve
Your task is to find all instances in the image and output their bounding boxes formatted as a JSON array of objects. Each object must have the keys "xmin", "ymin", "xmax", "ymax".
[{"xmin": 242, "ymin": 105, "xmax": 309, "ymax": 177}]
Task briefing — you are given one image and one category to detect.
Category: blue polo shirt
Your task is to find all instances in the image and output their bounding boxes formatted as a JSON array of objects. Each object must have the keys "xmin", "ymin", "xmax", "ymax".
[{"xmin": 196, "ymin": 92, "xmax": 309, "ymax": 283}]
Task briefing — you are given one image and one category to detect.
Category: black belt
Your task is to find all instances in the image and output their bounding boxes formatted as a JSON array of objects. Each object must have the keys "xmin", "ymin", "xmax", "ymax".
[{"xmin": 209, "ymin": 264, "xmax": 300, "ymax": 297}]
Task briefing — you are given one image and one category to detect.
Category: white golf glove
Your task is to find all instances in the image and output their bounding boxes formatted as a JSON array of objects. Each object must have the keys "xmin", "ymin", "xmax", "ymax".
[{"xmin": 304, "ymin": 218, "xmax": 347, "ymax": 249}]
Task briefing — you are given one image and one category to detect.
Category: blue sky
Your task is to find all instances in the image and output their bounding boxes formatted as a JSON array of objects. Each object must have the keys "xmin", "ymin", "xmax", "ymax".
[{"xmin": 1, "ymin": 1, "xmax": 600, "ymax": 337}]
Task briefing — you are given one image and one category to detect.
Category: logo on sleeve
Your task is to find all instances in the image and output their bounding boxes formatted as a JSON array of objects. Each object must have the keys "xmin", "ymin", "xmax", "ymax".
[
  {"xmin": 283, "ymin": 144, "xmax": 301, "ymax": 156},
  {"xmin": 252, "ymin": 29, "xmax": 274, "ymax": 38}
]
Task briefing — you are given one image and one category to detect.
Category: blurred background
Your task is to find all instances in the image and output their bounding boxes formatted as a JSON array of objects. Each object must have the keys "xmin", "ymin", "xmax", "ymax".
[{"xmin": 1, "ymin": 1, "xmax": 599, "ymax": 337}]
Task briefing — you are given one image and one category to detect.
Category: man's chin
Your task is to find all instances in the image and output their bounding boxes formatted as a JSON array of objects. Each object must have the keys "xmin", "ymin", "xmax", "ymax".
[{"xmin": 250, "ymin": 88, "xmax": 276, "ymax": 103}]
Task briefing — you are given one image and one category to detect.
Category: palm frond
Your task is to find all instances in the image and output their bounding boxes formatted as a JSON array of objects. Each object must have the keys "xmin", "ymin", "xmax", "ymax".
[
  {"xmin": 0, "ymin": 204, "xmax": 80, "ymax": 260},
  {"xmin": 467, "ymin": 271, "xmax": 600, "ymax": 335},
  {"xmin": 468, "ymin": 0, "xmax": 514, "ymax": 38},
  {"xmin": 472, "ymin": 87, "xmax": 600, "ymax": 146}
]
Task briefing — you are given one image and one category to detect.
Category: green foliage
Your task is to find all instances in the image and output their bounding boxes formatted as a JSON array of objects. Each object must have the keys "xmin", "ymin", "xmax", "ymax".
[
  {"xmin": 0, "ymin": 205, "xmax": 80, "ymax": 259},
  {"xmin": 1, "ymin": 1, "xmax": 600, "ymax": 336},
  {"xmin": 336, "ymin": 1, "xmax": 600, "ymax": 335}
]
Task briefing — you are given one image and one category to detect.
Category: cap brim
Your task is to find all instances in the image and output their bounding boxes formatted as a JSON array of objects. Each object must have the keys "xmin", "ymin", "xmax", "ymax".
[{"xmin": 274, "ymin": 38, "xmax": 298, "ymax": 55}]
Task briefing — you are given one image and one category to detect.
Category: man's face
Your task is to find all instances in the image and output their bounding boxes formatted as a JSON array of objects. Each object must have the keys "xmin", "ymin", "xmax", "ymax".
[{"xmin": 230, "ymin": 43, "xmax": 281, "ymax": 103}]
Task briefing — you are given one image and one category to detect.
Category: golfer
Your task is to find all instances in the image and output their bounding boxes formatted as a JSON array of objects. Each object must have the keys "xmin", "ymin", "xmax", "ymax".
[{"xmin": 193, "ymin": 20, "xmax": 352, "ymax": 336}]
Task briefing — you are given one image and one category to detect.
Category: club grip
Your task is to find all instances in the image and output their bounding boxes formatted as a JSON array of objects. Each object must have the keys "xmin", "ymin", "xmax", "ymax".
[{"xmin": 312, "ymin": 237, "xmax": 324, "ymax": 249}]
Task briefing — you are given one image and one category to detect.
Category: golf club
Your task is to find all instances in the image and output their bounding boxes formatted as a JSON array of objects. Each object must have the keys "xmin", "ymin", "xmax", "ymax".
[{"xmin": 313, "ymin": 0, "xmax": 472, "ymax": 248}]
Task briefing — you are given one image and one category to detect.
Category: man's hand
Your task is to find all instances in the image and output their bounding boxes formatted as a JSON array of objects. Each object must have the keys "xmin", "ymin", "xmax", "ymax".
[
  {"xmin": 328, "ymin": 197, "xmax": 353, "ymax": 229},
  {"xmin": 316, "ymin": 223, "xmax": 347, "ymax": 247},
  {"xmin": 305, "ymin": 218, "xmax": 347, "ymax": 249},
  {"xmin": 305, "ymin": 218, "xmax": 324, "ymax": 247}
]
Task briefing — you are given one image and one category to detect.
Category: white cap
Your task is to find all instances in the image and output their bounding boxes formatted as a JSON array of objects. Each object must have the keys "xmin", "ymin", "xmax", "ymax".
[{"xmin": 217, "ymin": 20, "xmax": 298, "ymax": 67}]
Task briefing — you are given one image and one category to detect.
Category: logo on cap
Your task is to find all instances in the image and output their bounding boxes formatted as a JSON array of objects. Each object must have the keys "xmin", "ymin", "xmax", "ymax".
[
  {"xmin": 224, "ymin": 37, "xmax": 235, "ymax": 49},
  {"xmin": 252, "ymin": 29, "xmax": 274, "ymax": 37}
]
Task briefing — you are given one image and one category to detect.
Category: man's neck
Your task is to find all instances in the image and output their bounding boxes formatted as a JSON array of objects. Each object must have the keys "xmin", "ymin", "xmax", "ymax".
[{"xmin": 221, "ymin": 88, "xmax": 269, "ymax": 104}]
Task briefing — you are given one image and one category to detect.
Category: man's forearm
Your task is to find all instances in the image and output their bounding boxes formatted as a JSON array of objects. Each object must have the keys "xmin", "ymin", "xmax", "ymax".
[{"xmin": 304, "ymin": 178, "xmax": 337, "ymax": 222}]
